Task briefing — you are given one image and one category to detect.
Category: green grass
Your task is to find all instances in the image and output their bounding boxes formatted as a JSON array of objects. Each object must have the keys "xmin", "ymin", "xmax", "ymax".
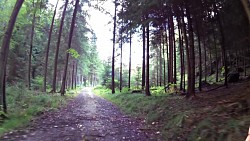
[
  {"xmin": 0, "ymin": 85, "xmax": 79, "ymax": 136},
  {"xmin": 93, "ymin": 86, "xmax": 250, "ymax": 141}
]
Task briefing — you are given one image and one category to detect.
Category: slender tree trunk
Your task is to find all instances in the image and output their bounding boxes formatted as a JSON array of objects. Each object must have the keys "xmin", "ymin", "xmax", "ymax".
[
  {"xmin": 212, "ymin": 23, "xmax": 219, "ymax": 82},
  {"xmin": 183, "ymin": 44, "xmax": 186, "ymax": 92},
  {"xmin": 165, "ymin": 25, "xmax": 170, "ymax": 83},
  {"xmin": 145, "ymin": 25, "xmax": 151, "ymax": 96},
  {"xmin": 213, "ymin": 2, "xmax": 228, "ymax": 87},
  {"xmin": 60, "ymin": 0, "xmax": 79, "ymax": 95},
  {"xmin": 159, "ymin": 41, "xmax": 162, "ymax": 86},
  {"xmin": 3, "ymin": 71, "xmax": 6, "ymax": 113},
  {"xmin": 128, "ymin": 32, "xmax": 132, "ymax": 90},
  {"xmin": 162, "ymin": 32, "xmax": 166, "ymax": 88},
  {"xmin": 184, "ymin": 1, "xmax": 196, "ymax": 97},
  {"xmin": 173, "ymin": 29, "xmax": 177, "ymax": 84},
  {"xmin": 28, "ymin": 0, "xmax": 37, "ymax": 90},
  {"xmin": 75, "ymin": 62, "xmax": 77, "ymax": 89},
  {"xmin": 0, "ymin": 0, "xmax": 24, "ymax": 112},
  {"xmin": 195, "ymin": 18, "xmax": 202, "ymax": 91},
  {"xmin": 142, "ymin": 26, "xmax": 146, "ymax": 90},
  {"xmin": 71, "ymin": 62, "xmax": 75, "ymax": 89},
  {"xmin": 181, "ymin": 7, "xmax": 190, "ymax": 94},
  {"xmin": 208, "ymin": 42, "xmax": 213, "ymax": 75},
  {"xmin": 52, "ymin": 0, "xmax": 69, "ymax": 93},
  {"xmin": 156, "ymin": 55, "xmax": 159, "ymax": 86},
  {"xmin": 120, "ymin": 40, "xmax": 123, "ymax": 92},
  {"xmin": 203, "ymin": 36, "xmax": 207, "ymax": 82},
  {"xmin": 43, "ymin": 0, "xmax": 59, "ymax": 92},
  {"xmin": 177, "ymin": 16, "xmax": 184, "ymax": 90},
  {"xmin": 168, "ymin": 15, "xmax": 174, "ymax": 83},
  {"xmin": 111, "ymin": 0, "xmax": 117, "ymax": 94}
]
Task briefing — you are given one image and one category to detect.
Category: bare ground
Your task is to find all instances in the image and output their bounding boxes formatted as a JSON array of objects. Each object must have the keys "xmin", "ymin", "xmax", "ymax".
[{"xmin": 0, "ymin": 88, "xmax": 161, "ymax": 141}]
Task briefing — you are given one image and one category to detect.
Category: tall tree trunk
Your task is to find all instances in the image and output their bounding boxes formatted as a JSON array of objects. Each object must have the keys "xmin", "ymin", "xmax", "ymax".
[
  {"xmin": 156, "ymin": 55, "xmax": 159, "ymax": 86},
  {"xmin": 212, "ymin": 24, "xmax": 219, "ymax": 82},
  {"xmin": 111, "ymin": 0, "xmax": 117, "ymax": 94},
  {"xmin": 28, "ymin": 0, "xmax": 37, "ymax": 90},
  {"xmin": 208, "ymin": 43, "xmax": 213, "ymax": 75},
  {"xmin": 52, "ymin": 0, "xmax": 69, "ymax": 93},
  {"xmin": 145, "ymin": 25, "xmax": 151, "ymax": 96},
  {"xmin": 3, "ymin": 71, "xmax": 6, "ymax": 113},
  {"xmin": 120, "ymin": 39, "xmax": 123, "ymax": 92},
  {"xmin": 173, "ymin": 28, "xmax": 177, "ymax": 84},
  {"xmin": 177, "ymin": 15, "xmax": 184, "ymax": 90},
  {"xmin": 0, "ymin": 0, "xmax": 24, "ymax": 112},
  {"xmin": 142, "ymin": 26, "xmax": 146, "ymax": 90},
  {"xmin": 181, "ymin": 6, "xmax": 190, "ymax": 94},
  {"xmin": 213, "ymin": 2, "xmax": 228, "ymax": 87},
  {"xmin": 185, "ymin": 1, "xmax": 196, "ymax": 97},
  {"xmin": 183, "ymin": 43, "xmax": 186, "ymax": 92},
  {"xmin": 75, "ymin": 62, "xmax": 77, "ymax": 89},
  {"xmin": 60, "ymin": 0, "xmax": 79, "ymax": 95},
  {"xmin": 128, "ymin": 32, "xmax": 132, "ymax": 90},
  {"xmin": 164, "ymin": 25, "xmax": 170, "ymax": 83},
  {"xmin": 71, "ymin": 62, "xmax": 75, "ymax": 89},
  {"xmin": 168, "ymin": 15, "xmax": 174, "ymax": 83},
  {"xmin": 203, "ymin": 36, "xmax": 207, "ymax": 82},
  {"xmin": 241, "ymin": 0, "xmax": 250, "ymax": 23},
  {"xmin": 162, "ymin": 32, "xmax": 166, "ymax": 88},
  {"xmin": 43, "ymin": 0, "xmax": 59, "ymax": 92},
  {"xmin": 159, "ymin": 41, "xmax": 162, "ymax": 86},
  {"xmin": 195, "ymin": 18, "xmax": 202, "ymax": 91}
]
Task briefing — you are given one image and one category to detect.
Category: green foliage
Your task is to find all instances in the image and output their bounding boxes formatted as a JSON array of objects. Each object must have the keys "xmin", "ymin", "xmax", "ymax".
[
  {"xmin": 93, "ymin": 86, "xmax": 250, "ymax": 141},
  {"xmin": 67, "ymin": 48, "xmax": 80, "ymax": 59},
  {"xmin": 0, "ymin": 86, "xmax": 73, "ymax": 135},
  {"xmin": 32, "ymin": 76, "xmax": 44, "ymax": 90},
  {"xmin": 150, "ymin": 86, "xmax": 166, "ymax": 96}
]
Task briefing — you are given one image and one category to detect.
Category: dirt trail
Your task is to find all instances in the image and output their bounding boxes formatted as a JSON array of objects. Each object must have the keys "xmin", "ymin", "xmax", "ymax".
[{"xmin": 1, "ymin": 88, "xmax": 160, "ymax": 141}]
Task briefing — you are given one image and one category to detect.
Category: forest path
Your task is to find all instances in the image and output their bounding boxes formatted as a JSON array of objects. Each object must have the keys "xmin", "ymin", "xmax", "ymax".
[{"xmin": 1, "ymin": 88, "xmax": 160, "ymax": 141}]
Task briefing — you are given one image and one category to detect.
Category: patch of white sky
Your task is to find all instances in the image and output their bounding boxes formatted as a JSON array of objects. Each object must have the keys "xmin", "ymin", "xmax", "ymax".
[{"xmin": 48, "ymin": 0, "xmax": 143, "ymax": 69}]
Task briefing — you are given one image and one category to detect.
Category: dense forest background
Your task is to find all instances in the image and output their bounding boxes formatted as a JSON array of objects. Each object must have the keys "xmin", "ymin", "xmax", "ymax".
[{"xmin": 0, "ymin": 0, "xmax": 249, "ymax": 140}]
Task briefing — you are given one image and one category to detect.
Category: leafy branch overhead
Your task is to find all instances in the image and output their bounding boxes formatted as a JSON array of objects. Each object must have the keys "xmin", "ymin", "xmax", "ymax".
[{"xmin": 67, "ymin": 48, "xmax": 80, "ymax": 59}]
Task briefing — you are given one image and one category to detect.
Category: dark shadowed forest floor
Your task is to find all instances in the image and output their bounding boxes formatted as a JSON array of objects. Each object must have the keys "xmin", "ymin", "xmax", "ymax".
[{"xmin": 0, "ymin": 88, "xmax": 161, "ymax": 141}]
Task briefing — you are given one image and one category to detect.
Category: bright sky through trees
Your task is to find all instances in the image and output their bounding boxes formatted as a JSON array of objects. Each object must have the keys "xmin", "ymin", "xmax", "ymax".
[{"xmin": 48, "ymin": 0, "xmax": 142, "ymax": 68}]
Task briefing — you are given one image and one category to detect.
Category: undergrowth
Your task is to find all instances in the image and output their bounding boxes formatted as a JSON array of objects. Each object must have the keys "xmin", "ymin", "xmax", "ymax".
[
  {"xmin": 0, "ymin": 85, "xmax": 78, "ymax": 136},
  {"xmin": 93, "ymin": 86, "xmax": 250, "ymax": 141}
]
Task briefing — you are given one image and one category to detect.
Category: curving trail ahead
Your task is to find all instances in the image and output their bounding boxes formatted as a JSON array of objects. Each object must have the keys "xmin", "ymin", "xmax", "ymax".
[{"xmin": 1, "ymin": 88, "xmax": 161, "ymax": 141}]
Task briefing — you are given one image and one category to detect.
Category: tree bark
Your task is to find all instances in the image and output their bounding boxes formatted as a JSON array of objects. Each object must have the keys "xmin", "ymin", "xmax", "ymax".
[
  {"xmin": 168, "ymin": 15, "xmax": 174, "ymax": 83},
  {"xmin": 195, "ymin": 17, "xmax": 202, "ymax": 91},
  {"xmin": 145, "ymin": 25, "xmax": 151, "ymax": 96},
  {"xmin": 185, "ymin": 1, "xmax": 196, "ymax": 97},
  {"xmin": 142, "ymin": 26, "xmax": 146, "ymax": 90},
  {"xmin": 213, "ymin": 2, "xmax": 228, "ymax": 87},
  {"xmin": 43, "ymin": 0, "xmax": 59, "ymax": 92},
  {"xmin": 119, "ymin": 38, "xmax": 123, "ymax": 92},
  {"xmin": 75, "ymin": 62, "xmax": 77, "ymax": 89},
  {"xmin": 177, "ymin": 15, "xmax": 184, "ymax": 90},
  {"xmin": 128, "ymin": 32, "xmax": 132, "ymax": 90},
  {"xmin": 51, "ymin": 0, "xmax": 69, "ymax": 93},
  {"xmin": 162, "ymin": 32, "xmax": 166, "ymax": 88},
  {"xmin": 0, "ymin": 0, "xmax": 24, "ymax": 112},
  {"xmin": 71, "ymin": 62, "xmax": 75, "ymax": 90},
  {"xmin": 159, "ymin": 39, "xmax": 162, "ymax": 86},
  {"xmin": 241, "ymin": 0, "xmax": 250, "ymax": 24},
  {"xmin": 111, "ymin": 0, "xmax": 118, "ymax": 94},
  {"xmin": 60, "ymin": 0, "xmax": 79, "ymax": 95},
  {"xmin": 28, "ymin": 0, "xmax": 37, "ymax": 90}
]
